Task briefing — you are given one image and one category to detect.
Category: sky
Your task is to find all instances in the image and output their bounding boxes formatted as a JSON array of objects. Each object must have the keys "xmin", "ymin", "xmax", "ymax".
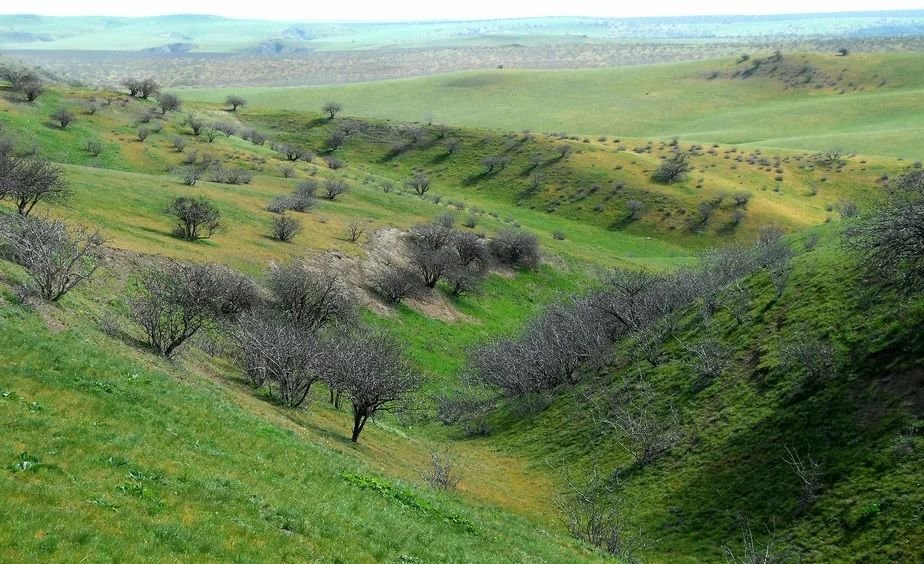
[{"xmin": 1, "ymin": 1, "xmax": 920, "ymax": 21}]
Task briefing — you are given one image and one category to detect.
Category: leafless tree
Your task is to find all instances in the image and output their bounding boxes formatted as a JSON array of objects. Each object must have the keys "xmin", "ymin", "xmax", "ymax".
[
  {"xmin": 50, "ymin": 108, "xmax": 75, "ymax": 129},
  {"xmin": 323, "ymin": 101, "xmax": 343, "ymax": 119},
  {"xmin": 451, "ymin": 230, "xmax": 488, "ymax": 269},
  {"xmin": 845, "ymin": 170, "xmax": 924, "ymax": 293},
  {"xmin": 651, "ymin": 152, "xmax": 692, "ymax": 184},
  {"xmin": 422, "ymin": 449, "xmax": 463, "ymax": 490},
  {"xmin": 183, "ymin": 114, "xmax": 205, "ymax": 136},
  {"xmin": 627, "ymin": 200, "xmax": 644, "ymax": 219},
  {"xmin": 2, "ymin": 65, "xmax": 44, "ymax": 101},
  {"xmin": 130, "ymin": 262, "xmax": 257, "ymax": 357},
  {"xmin": 408, "ymin": 219, "xmax": 454, "ymax": 251},
  {"xmin": 554, "ymin": 467, "xmax": 642, "ymax": 561},
  {"xmin": 405, "ymin": 173, "xmax": 431, "ymax": 196},
  {"xmin": 556, "ymin": 144, "xmax": 572, "ymax": 159},
  {"xmin": 136, "ymin": 127, "xmax": 150, "ymax": 142},
  {"xmin": 138, "ymin": 78, "xmax": 160, "ymax": 99},
  {"xmin": 178, "ymin": 165, "xmax": 201, "ymax": 186},
  {"xmin": 157, "ymin": 93, "xmax": 182, "ymax": 114},
  {"xmin": 489, "ymin": 229, "xmax": 541, "ymax": 269},
  {"xmin": 589, "ymin": 384, "xmax": 682, "ymax": 467},
  {"xmin": 270, "ymin": 214, "xmax": 302, "ymax": 242},
  {"xmin": 346, "ymin": 222, "xmax": 365, "ymax": 243},
  {"xmin": 323, "ymin": 179, "xmax": 349, "ymax": 200},
  {"xmin": 0, "ymin": 215, "xmax": 104, "ymax": 302},
  {"xmin": 783, "ymin": 445, "xmax": 823, "ymax": 509},
  {"xmin": 121, "ymin": 78, "xmax": 142, "ymax": 97},
  {"xmin": 278, "ymin": 144, "xmax": 313, "ymax": 162},
  {"xmin": 780, "ymin": 337, "xmax": 839, "ymax": 386},
  {"xmin": 332, "ymin": 330, "xmax": 420, "ymax": 442},
  {"xmin": 0, "ymin": 152, "xmax": 70, "ymax": 216},
  {"xmin": 171, "ymin": 136, "xmax": 187, "ymax": 152},
  {"xmin": 370, "ymin": 264, "xmax": 421, "ymax": 305},
  {"xmin": 444, "ymin": 137, "xmax": 460, "ymax": 154},
  {"xmin": 323, "ymin": 155, "xmax": 345, "ymax": 169},
  {"xmin": 213, "ymin": 122, "xmax": 236, "ymax": 137},
  {"xmin": 723, "ymin": 518, "xmax": 782, "ymax": 564},
  {"xmin": 231, "ymin": 310, "xmax": 322, "ymax": 407},
  {"xmin": 267, "ymin": 262, "xmax": 353, "ymax": 333},
  {"xmin": 481, "ymin": 155, "xmax": 510, "ymax": 174},
  {"xmin": 225, "ymin": 95, "xmax": 246, "ymax": 111},
  {"xmin": 679, "ymin": 337, "xmax": 731, "ymax": 391},
  {"xmin": 165, "ymin": 196, "xmax": 222, "ymax": 241},
  {"xmin": 444, "ymin": 266, "xmax": 482, "ymax": 297}
]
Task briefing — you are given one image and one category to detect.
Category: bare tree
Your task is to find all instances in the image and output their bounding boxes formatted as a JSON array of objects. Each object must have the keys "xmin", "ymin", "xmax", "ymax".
[
  {"xmin": 138, "ymin": 78, "xmax": 160, "ymax": 100},
  {"xmin": 225, "ymin": 95, "xmax": 246, "ymax": 111},
  {"xmin": 157, "ymin": 93, "xmax": 182, "ymax": 114},
  {"xmin": 723, "ymin": 518, "xmax": 782, "ymax": 564},
  {"xmin": 130, "ymin": 262, "xmax": 257, "ymax": 357},
  {"xmin": 323, "ymin": 178, "xmax": 349, "ymax": 200},
  {"xmin": 121, "ymin": 78, "xmax": 142, "ymax": 97},
  {"xmin": 404, "ymin": 173, "xmax": 431, "ymax": 196},
  {"xmin": 165, "ymin": 196, "xmax": 222, "ymax": 241},
  {"xmin": 422, "ymin": 449, "xmax": 463, "ymax": 490},
  {"xmin": 651, "ymin": 152, "xmax": 692, "ymax": 184},
  {"xmin": 231, "ymin": 310, "xmax": 322, "ymax": 407},
  {"xmin": 444, "ymin": 137, "xmax": 461, "ymax": 154},
  {"xmin": 346, "ymin": 222, "xmax": 365, "ymax": 243},
  {"xmin": 183, "ymin": 114, "xmax": 205, "ymax": 136},
  {"xmin": 845, "ymin": 170, "xmax": 924, "ymax": 293},
  {"xmin": 627, "ymin": 200, "xmax": 644, "ymax": 219},
  {"xmin": 323, "ymin": 155, "xmax": 345, "ymax": 169},
  {"xmin": 332, "ymin": 330, "xmax": 420, "ymax": 442},
  {"xmin": 50, "ymin": 108, "xmax": 75, "ymax": 129},
  {"xmin": 780, "ymin": 337, "xmax": 839, "ymax": 386},
  {"xmin": 451, "ymin": 231, "xmax": 488, "ymax": 269},
  {"xmin": 270, "ymin": 214, "xmax": 302, "ymax": 242},
  {"xmin": 481, "ymin": 155, "xmax": 510, "ymax": 174},
  {"xmin": 0, "ymin": 154, "xmax": 70, "ymax": 216},
  {"xmin": 590, "ymin": 384, "xmax": 682, "ymax": 466},
  {"xmin": 489, "ymin": 229, "xmax": 541, "ymax": 269},
  {"xmin": 0, "ymin": 215, "xmax": 104, "ymax": 302},
  {"xmin": 322, "ymin": 101, "xmax": 343, "ymax": 119},
  {"xmin": 178, "ymin": 165, "xmax": 201, "ymax": 186},
  {"xmin": 408, "ymin": 245, "xmax": 456, "ymax": 288},
  {"xmin": 554, "ymin": 467, "xmax": 641, "ymax": 561},
  {"xmin": 267, "ymin": 262, "xmax": 352, "ymax": 332},
  {"xmin": 136, "ymin": 127, "xmax": 150, "ymax": 142},
  {"xmin": 556, "ymin": 144, "xmax": 572, "ymax": 159},
  {"xmin": 370, "ymin": 264, "xmax": 421, "ymax": 305},
  {"xmin": 783, "ymin": 445, "xmax": 823, "ymax": 509},
  {"xmin": 2, "ymin": 65, "xmax": 44, "ymax": 101},
  {"xmin": 171, "ymin": 136, "xmax": 187, "ymax": 152},
  {"xmin": 278, "ymin": 144, "xmax": 313, "ymax": 162}
]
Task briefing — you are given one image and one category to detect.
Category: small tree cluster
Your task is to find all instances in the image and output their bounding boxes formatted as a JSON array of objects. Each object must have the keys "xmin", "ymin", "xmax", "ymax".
[
  {"xmin": 122, "ymin": 77, "xmax": 160, "ymax": 99},
  {"xmin": 130, "ymin": 262, "xmax": 258, "ymax": 357}
]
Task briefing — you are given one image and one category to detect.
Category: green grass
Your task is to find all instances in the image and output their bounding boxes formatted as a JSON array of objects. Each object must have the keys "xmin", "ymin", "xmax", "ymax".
[
  {"xmin": 2, "ymin": 75, "xmax": 923, "ymax": 562},
  {"xmin": 184, "ymin": 53, "xmax": 924, "ymax": 158},
  {"xmin": 486, "ymin": 228, "xmax": 924, "ymax": 561}
]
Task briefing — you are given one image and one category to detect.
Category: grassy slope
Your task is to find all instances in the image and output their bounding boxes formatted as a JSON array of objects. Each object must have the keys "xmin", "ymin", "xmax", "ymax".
[
  {"xmin": 487, "ymin": 229, "xmax": 924, "ymax": 561},
  {"xmin": 183, "ymin": 53, "xmax": 924, "ymax": 157},
  {"xmin": 1, "ymin": 79, "xmax": 922, "ymax": 562}
]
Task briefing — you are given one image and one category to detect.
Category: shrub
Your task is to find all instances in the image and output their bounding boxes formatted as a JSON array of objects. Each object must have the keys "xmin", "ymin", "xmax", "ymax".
[
  {"xmin": 323, "ymin": 179, "xmax": 349, "ymax": 200},
  {"xmin": 651, "ymin": 152, "xmax": 692, "ymax": 184},
  {"xmin": 271, "ymin": 214, "xmax": 302, "ymax": 242},
  {"xmin": 178, "ymin": 165, "xmax": 202, "ymax": 186},
  {"xmin": 50, "ymin": 108, "xmax": 75, "ymax": 129},
  {"xmin": 371, "ymin": 264, "xmax": 421, "ymax": 305},
  {"xmin": 85, "ymin": 140, "xmax": 103, "ymax": 157}
]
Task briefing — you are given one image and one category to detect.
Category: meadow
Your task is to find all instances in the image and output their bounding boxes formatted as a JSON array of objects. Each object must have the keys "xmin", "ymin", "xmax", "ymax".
[
  {"xmin": 1, "ymin": 44, "xmax": 922, "ymax": 562},
  {"xmin": 184, "ymin": 53, "xmax": 924, "ymax": 157}
]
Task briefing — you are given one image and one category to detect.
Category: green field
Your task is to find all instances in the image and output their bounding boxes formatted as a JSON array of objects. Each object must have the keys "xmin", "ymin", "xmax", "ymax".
[
  {"xmin": 1, "ymin": 47, "xmax": 923, "ymax": 562},
  {"xmin": 184, "ymin": 53, "xmax": 924, "ymax": 158}
]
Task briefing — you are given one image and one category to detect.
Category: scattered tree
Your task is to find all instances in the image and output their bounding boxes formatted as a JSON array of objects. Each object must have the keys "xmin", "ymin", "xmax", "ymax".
[
  {"xmin": 323, "ymin": 178, "xmax": 349, "ymax": 200},
  {"xmin": 489, "ymin": 229, "xmax": 541, "ymax": 269},
  {"xmin": 164, "ymin": 196, "xmax": 222, "ymax": 241},
  {"xmin": 0, "ymin": 153, "xmax": 70, "ymax": 216},
  {"xmin": 225, "ymin": 95, "xmax": 246, "ymax": 111},
  {"xmin": 422, "ymin": 449, "xmax": 463, "ymax": 490},
  {"xmin": 0, "ymin": 215, "xmax": 104, "ymax": 302},
  {"xmin": 323, "ymin": 101, "xmax": 343, "ymax": 119},
  {"xmin": 404, "ymin": 173, "xmax": 431, "ymax": 196},
  {"xmin": 157, "ymin": 93, "xmax": 182, "ymax": 114},
  {"xmin": 270, "ymin": 214, "xmax": 303, "ymax": 242},
  {"xmin": 267, "ymin": 262, "xmax": 352, "ymax": 333},
  {"xmin": 50, "ymin": 108, "xmax": 75, "ymax": 129},
  {"xmin": 651, "ymin": 152, "xmax": 692, "ymax": 184},
  {"xmin": 371, "ymin": 264, "xmax": 421, "ymax": 305}
]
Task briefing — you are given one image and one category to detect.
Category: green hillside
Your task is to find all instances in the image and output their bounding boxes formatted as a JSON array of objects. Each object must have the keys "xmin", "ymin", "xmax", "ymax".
[
  {"xmin": 1, "ymin": 68, "xmax": 922, "ymax": 562},
  {"xmin": 184, "ymin": 53, "xmax": 924, "ymax": 158}
]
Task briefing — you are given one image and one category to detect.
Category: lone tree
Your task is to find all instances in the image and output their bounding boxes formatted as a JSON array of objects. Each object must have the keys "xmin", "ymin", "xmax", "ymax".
[
  {"xmin": 0, "ymin": 215, "xmax": 104, "ymax": 302},
  {"xmin": 481, "ymin": 155, "xmax": 510, "ymax": 174},
  {"xmin": 1, "ymin": 65, "xmax": 43, "ymax": 101},
  {"xmin": 157, "ymin": 93, "xmax": 182, "ymax": 114},
  {"xmin": 165, "ymin": 196, "xmax": 222, "ymax": 241},
  {"xmin": 0, "ymin": 151, "xmax": 70, "ymax": 216},
  {"xmin": 404, "ymin": 173, "xmax": 431, "ymax": 196},
  {"xmin": 50, "ymin": 108, "xmax": 75, "ymax": 129},
  {"xmin": 225, "ymin": 95, "xmax": 246, "ymax": 111},
  {"xmin": 651, "ymin": 152, "xmax": 692, "ymax": 184},
  {"xmin": 270, "ymin": 214, "xmax": 302, "ymax": 242},
  {"xmin": 331, "ymin": 330, "xmax": 420, "ymax": 442},
  {"xmin": 323, "ymin": 101, "xmax": 343, "ymax": 119},
  {"xmin": 846, "ymin": 169, "xmax": 924, "ymax": 293},
  {"xmin": 323, "ymin": 178, "xmax": 349, "ymax": 200},
  {"xmin": 121, "ymin": 78, "xmax": 142, "ymax": 97},
  {"xmin": 129, "ymin": 262, "xmax": 257, "ymax": 357}
]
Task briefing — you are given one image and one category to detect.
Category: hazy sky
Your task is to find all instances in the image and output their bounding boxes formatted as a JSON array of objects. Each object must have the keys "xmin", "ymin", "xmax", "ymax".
[{"xmin": 1, "ymin": 1, "xmax": 919, "ymax": 21}]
